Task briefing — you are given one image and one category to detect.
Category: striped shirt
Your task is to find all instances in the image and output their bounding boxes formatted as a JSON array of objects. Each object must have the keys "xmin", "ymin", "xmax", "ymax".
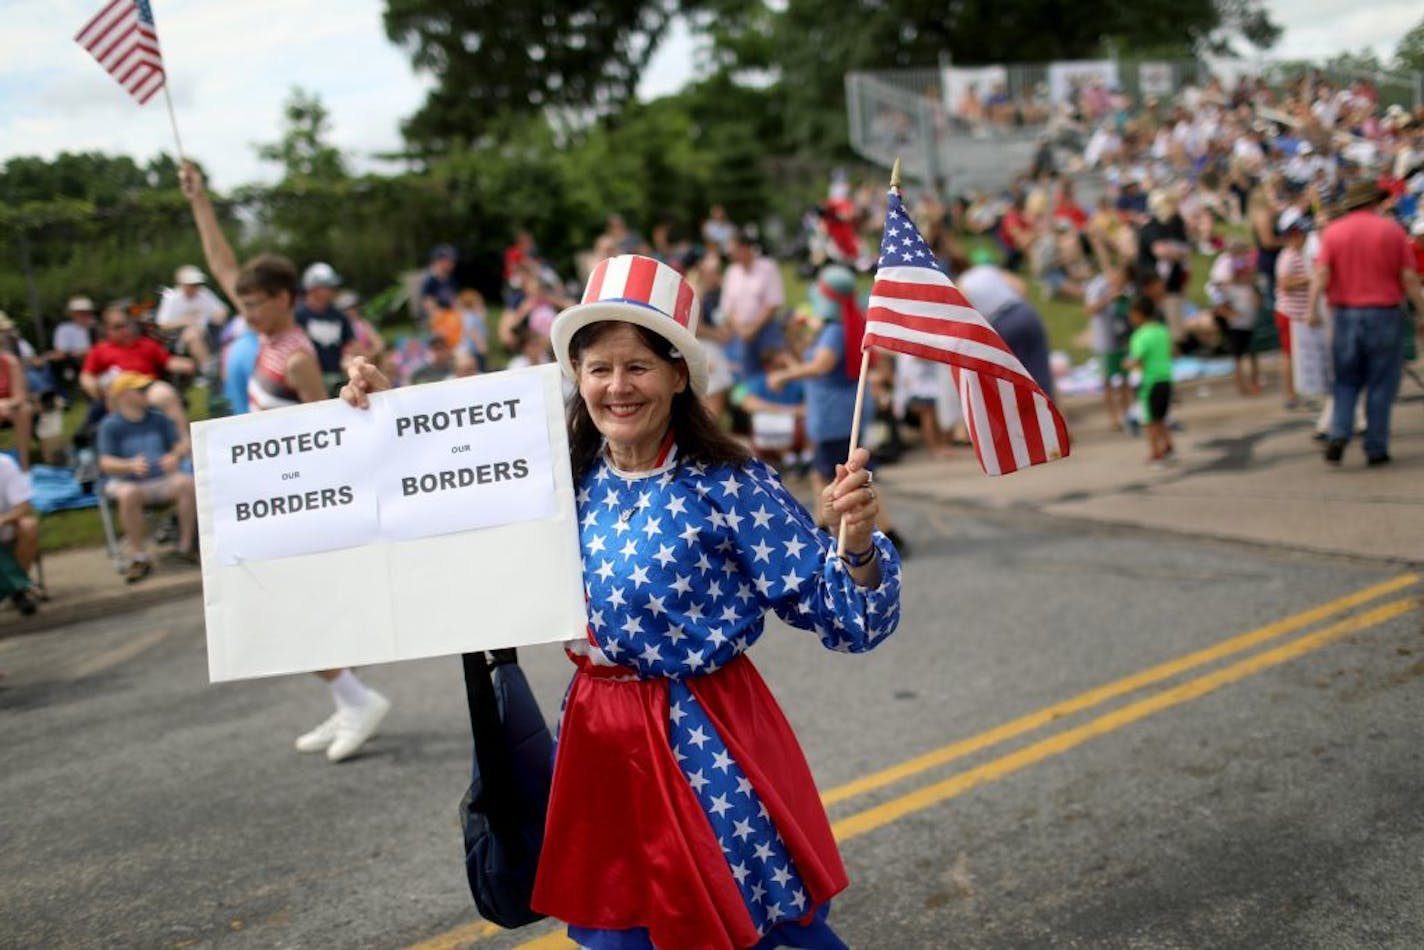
[
  {"xmin": 1273, "ymin": 247, "xmax": 1310, "ymax": 320},
  {"xmin": 248, "ymin": 325, "xmax": 316, "ymax": 412}
]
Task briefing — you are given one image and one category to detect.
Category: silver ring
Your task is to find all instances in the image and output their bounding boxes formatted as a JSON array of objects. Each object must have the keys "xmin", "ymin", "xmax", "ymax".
[{"xmin": 865, "ymin": 470, "xmax": 875, "ymax": 485}]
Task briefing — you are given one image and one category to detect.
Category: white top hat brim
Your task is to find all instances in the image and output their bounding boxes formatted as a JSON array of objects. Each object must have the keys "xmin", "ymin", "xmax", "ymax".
[{"xmin": 550, "ymin": 300, "xmax": 709, "ymax": 397}]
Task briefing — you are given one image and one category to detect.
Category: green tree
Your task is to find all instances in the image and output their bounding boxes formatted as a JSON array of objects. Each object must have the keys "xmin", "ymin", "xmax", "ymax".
[
  {"xmin": 382, "ymin": 0, "xmax": 692, "ymax": 153},
  {"xmin": 1394, "ymin": 16, "xmax": 1424, "ymax": 74},
  {"xmin": 0, "ymin": 152, "xmax": 150, "ymax": 206},
  {"xmin": 703, "ymin": 0, "xmax": 1281, "ymax": 155},
  {"xmin": 255, "ymin": 87, "xmax": 349, "ymax": 183}
]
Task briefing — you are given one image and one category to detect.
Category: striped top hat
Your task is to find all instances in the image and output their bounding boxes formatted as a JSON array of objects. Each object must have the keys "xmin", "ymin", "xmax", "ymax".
[{"xmin": 551, "ymin": 254, "xmax": 708, "ymax": 395}]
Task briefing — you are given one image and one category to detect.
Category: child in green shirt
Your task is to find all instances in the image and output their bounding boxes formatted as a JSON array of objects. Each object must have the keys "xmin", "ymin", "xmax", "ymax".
[{"xmin": 1124, "ymin": 296, "xmax": 1175, "ymax": 466}]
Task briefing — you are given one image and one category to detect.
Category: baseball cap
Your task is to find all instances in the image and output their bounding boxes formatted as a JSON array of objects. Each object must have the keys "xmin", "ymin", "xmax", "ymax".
[
  {"xmin": 109, "ymin": 371, "xmax": 155, "ymax": 395},
  {"xmin": 0, "ymin": 311, "xmax": 14, "ymax": 333},
  {"xmin": 68, "ymin": 296, "xmax": 95, "ymax": 312},
  {"xmin": 430, "ymin": 244, "xmax": 458, "ymax": 262},
  {"xmin": 175, "ymin": 265, "xmax": 206, "ymax": 285},
  {"xmin": 301, "ymin": 262, "xmax": 342, "ymax": 290}
]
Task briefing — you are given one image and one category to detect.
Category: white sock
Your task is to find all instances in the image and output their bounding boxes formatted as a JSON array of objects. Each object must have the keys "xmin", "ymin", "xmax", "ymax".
[{"xmin": 330, "ymin": 669, "xmax": 371, "ymax": 711}]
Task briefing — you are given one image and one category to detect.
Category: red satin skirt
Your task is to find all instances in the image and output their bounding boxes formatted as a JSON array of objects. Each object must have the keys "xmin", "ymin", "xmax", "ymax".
[{"xmin": 531, "ymin": 654, "xmax": 848, "ymax": 950}]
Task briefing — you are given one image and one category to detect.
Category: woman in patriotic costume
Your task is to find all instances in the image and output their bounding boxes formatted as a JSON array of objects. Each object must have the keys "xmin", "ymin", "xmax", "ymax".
[{"xmin": 344, "ymin": 255, "xmax": 901, "ymax": 950}]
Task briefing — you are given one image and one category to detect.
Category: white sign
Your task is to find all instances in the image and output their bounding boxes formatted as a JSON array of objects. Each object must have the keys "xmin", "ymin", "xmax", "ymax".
[
  {"xmin": 378, "ymin": 372, "xmax": 554, "ymax": 541},
  {"xmin": 192, "ymin": 364, "xmax": 587, "ymax": 682},
  {"xmin": 203, "ymin": 403, "xmax": 381, "ymax": 566}
]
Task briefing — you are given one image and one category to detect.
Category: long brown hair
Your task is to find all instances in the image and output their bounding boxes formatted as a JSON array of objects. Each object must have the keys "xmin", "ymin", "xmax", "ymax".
[{"xmin": 566, "ymin": 321, "xmax": 750, "ymax": 478}]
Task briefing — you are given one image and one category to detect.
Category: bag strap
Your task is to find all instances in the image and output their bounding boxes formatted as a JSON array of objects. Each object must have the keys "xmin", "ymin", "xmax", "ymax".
[{"xmin": 461, "ymin": 650, "xmax": 517, "ymax": 811}]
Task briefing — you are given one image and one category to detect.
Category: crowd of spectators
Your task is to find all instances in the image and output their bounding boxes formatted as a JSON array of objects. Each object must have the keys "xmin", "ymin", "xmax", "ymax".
[{"xmin": 4, "ymin": 69, "xmax": 1422, "ymax": 614}]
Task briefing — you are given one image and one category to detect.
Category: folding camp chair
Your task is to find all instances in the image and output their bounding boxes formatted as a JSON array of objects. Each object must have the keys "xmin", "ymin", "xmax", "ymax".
[{"xmin": 95, "ymin": 484, "xmax": 176, "ymax": 573}]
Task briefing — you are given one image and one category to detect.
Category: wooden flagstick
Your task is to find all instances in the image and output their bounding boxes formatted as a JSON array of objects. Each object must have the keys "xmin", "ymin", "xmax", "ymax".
[
  {"xmin": 836, "ymin": 157, "xmax": 900, "ymax": 557},
  {"xmin": 161, "ymin": 83, "xmax": 186, "ymax": 163}
]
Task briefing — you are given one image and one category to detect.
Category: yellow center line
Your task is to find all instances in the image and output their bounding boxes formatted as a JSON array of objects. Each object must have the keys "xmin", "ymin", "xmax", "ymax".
[
  {"xmin": 820, "ymin": 572, "xmax": 1418, "ymax": 806},
  {"xmin": 510, "ymin": 932, "xmax": 575, "ymax": 950},
  {"xmin": 403, "ymin": 920, "xmax": 506, "ymax": 950},
  {"xmin": 832, "ymin": 597, "xmax": 1418, "ymax": 842}
]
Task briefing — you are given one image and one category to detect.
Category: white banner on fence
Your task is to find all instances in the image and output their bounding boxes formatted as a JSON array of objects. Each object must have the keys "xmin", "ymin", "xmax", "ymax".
[
  {"xmin": 940, "ymin": 65, "xmax": 1008, "ymax": 116},
  {"xmin": 1048, "ymin": 60, "xmax": 1120, "ymax": 104},
  {"xmin": 1139, "ymin": 62, "xmax": 1174, "ymax": 97},
  {"xmin": 192, "ymin": 364, "xmax": 587, "ymax": 682}
]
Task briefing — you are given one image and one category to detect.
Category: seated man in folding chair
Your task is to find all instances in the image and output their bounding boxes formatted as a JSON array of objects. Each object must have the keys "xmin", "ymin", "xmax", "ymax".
[
  {"xmin": 0, "ymin": 449, "xmax": 40, "ymax": 615},
  {"xmin": 96, "ymin": 372, "xmax": 198, "ymax": 584}
]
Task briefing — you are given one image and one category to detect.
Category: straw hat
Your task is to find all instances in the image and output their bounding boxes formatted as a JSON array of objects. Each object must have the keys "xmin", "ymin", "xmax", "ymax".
[
  {"xmin": 1336, "ymin": 179, "xmax": 1386, "ymax": 213},
  {"xmin": 551, "ymin": 254, "xmax": 707, "ymax": 395}
]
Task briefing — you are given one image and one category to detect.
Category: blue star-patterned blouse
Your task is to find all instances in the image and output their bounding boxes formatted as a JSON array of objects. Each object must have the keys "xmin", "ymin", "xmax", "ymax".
[{"xmin": 573, "ymin": 445, "xmax": 902, "ymax": 676}]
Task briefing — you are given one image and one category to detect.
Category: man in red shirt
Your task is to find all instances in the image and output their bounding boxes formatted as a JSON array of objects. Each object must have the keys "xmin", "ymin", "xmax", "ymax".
[
  {"xmin": 1307, "ymin": 181, "xmax": 1424, "ymax": 466},
  {"xmin": 80, "ymin": 306, "xmax": 193, "ymax": 435}
]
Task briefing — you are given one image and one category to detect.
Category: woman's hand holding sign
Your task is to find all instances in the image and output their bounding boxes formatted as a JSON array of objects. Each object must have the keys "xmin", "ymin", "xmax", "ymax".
[{"xmin": 340, "ymin": 356, "xmax": 393, "ymax": 409}]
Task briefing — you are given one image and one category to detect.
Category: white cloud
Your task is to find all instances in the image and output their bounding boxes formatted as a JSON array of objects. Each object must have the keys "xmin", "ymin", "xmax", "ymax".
[
  {"xmin": 1263, "ymin": 0, "xmax": 1420, "ymax": 62},
  {"xmin": 0, "ymin": 0, "xmax": 431, "ymax": 189}
]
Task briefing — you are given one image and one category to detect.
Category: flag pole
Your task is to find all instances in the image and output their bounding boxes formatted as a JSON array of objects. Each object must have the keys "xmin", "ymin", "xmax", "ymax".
[
  {"xmin": 835, "ymin": 347, "xmax": 874, "ymax": 557},
  {"xmin": 836, "ymin": 156, "xmax": 900, "ymax": 558},
  {"xmin": 161, "ymin": 83, "xmax": 186, "ymax": 163}
]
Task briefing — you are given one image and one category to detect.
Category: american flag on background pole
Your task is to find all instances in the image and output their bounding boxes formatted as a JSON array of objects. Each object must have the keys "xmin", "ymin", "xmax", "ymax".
[
  {"xmin": 74, "ymin": 0, "xmax": 166, "ymax": 105},
  {"xmin": 863, "ymin": 186, "xmax": 1070, "ymax": 476}
]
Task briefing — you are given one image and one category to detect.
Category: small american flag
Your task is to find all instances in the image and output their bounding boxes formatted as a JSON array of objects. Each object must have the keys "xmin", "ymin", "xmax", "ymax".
[
  {"xmin": 75, "ymin": 0, "xmax": 166, "ymax": 105},
  {"xmin": 863, "ymin": 186, "xmax": 1070, "ymax": 476}
]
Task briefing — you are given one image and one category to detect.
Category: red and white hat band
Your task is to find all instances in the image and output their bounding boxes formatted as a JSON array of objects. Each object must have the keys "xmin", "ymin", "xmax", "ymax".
[{"xmin": 581, "ymin": 255, "xmax": 697, "ymax": 333}]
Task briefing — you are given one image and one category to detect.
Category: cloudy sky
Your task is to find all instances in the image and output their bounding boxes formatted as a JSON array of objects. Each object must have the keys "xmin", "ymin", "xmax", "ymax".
[{"xmin": 0, "ymin": 0, "xmax": 1419, "ymax": 190}]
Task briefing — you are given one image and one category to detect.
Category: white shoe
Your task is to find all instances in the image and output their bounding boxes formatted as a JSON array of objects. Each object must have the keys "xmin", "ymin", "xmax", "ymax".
[
  {"xmin": 326, "ymin": 692, "xmax": 392, "ymax": 763},
  {"xmin": 295, "ymin": 712, "xmax": 342, "ymax": 753}
]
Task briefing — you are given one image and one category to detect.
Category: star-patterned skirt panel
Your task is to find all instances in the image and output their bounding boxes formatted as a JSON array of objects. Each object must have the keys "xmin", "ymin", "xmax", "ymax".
[
  {"xmin": 533, "ymin": 656, "xmax": 851, "ymax": 950},
  {"xmin": 668, "ymin": 679, "xmax": 811, "ymax": 934}
]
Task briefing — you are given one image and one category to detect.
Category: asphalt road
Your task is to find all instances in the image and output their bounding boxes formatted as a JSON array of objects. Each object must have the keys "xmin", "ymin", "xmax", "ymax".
[{"xmin": 2, "ymin": 497, "xmax": 1421, "ymax": 950}]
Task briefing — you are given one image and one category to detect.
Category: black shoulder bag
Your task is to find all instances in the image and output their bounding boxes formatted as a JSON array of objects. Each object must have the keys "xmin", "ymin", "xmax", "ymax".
[{"xmin": 458, "ymin": 648, "xmax": 555, "ymax": 929}]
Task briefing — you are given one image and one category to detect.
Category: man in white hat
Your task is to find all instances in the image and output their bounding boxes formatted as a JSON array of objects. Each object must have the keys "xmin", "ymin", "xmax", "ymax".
[
  {"xmin": 295, "ymin": 262, "xmax": 355, "ymax": 388},
  {"xmin": 155, "ymin": 264, "xmax": 228, "ymax": 377},
  {"xmin": 45, "ymin": 296, "xmax": 98, "ymax": 399}
]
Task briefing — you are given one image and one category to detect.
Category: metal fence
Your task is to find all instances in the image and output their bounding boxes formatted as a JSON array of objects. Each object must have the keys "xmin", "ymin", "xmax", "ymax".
[{"xmin": 848, "ymin": 57, "xmax": 1424, "ymax": 192}]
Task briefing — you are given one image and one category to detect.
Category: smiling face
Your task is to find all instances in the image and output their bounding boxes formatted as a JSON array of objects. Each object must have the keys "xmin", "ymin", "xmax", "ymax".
[{"xmin": 573, "ymin": 322, "xmax": 688, "ymax": 472}]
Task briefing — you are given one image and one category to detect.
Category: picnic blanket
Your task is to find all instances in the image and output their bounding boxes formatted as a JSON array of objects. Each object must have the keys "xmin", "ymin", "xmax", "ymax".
[{"xmin": 26, "ymin": 463, "xmax": 98, "ymax": 515}]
